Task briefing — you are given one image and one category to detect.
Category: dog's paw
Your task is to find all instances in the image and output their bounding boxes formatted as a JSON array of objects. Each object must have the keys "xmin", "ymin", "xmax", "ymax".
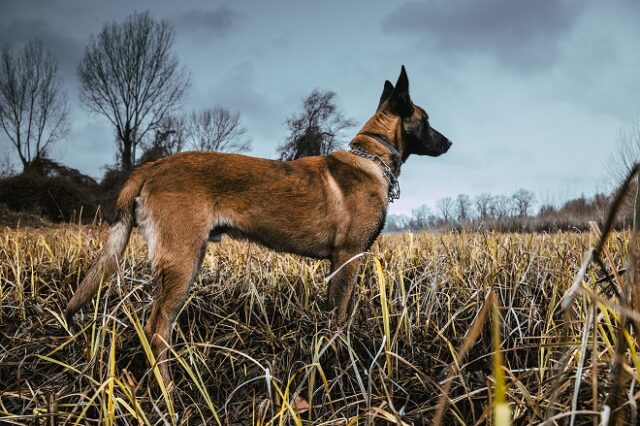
[{"xmin": 65, "ymin": 311, "xmax": 77, "ymax": 333}]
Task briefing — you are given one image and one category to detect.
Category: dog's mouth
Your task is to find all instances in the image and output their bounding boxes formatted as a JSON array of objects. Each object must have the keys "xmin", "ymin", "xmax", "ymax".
[
  {"xmin": 426, "ymin": 139, "xmax": 452, "ymax": 157},
  {"xmin": 427, "ymin": 127, "xmax": 452, "ymax": 156}
]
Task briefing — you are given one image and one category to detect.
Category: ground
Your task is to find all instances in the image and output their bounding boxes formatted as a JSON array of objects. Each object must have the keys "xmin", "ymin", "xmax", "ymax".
[{"xmin": 0, "ymin": 225, "xmax": 636, "ymax": 425}]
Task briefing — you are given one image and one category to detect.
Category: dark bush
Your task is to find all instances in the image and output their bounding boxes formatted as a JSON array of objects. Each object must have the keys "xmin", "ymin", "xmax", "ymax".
[
  {"xmin": 0, "ymin": 174, "xmax": 99, "ymax": 223},
  {"xmin": 0, "ymin": 158, "xmax": 107, "ymax": 224},
  {"xmin": 96, "ymin": 165, "xmax": 132, "ymax": 222}
]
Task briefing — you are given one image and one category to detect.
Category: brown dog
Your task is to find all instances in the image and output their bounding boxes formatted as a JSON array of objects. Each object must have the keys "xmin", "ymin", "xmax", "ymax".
[{"xmin": 65, "ymin": 66, "xmax": 451, "ymax": 385}]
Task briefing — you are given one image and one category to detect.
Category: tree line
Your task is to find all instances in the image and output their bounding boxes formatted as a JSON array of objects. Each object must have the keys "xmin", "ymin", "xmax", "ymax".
[
  {"xmin": 0, "ymin": 11, "xmax": 353, "ymax": 177},
  {"xmin": 386, "ymin": 190, "xmax": 615, "ymax": 232}
]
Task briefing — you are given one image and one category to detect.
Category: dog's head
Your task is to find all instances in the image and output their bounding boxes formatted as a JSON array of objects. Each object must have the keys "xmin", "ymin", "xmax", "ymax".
[{"xmin": 378, "ymin": 66, "xmax": 452, "ymax": 158}]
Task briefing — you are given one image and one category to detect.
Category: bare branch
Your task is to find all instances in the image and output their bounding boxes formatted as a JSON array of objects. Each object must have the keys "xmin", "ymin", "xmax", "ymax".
[
  {"xmin": 436, "ymin": 197, "xmax": 454, "ymax": 223},
  {"xmin": 77, "ymin": 11, "xmax": 190, "ymax": 171},
  {"xmin": 0, "ymin": 39, "xmax": 69, "ymax": 171},
  {"xmin": 277, "ymin": 89, "xmax": 355, "ymax": 161},
  {"xmin": 186, "ymin": 107, "xmax": 251, "ymax": 153},
  {"xmin": 512, "ymin": 188, "xmax": 536, "ymax": 218}
]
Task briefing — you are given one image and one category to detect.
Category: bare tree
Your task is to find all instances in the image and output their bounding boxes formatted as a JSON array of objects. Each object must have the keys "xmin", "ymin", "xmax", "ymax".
[
  {"xmin": 137, "ymin": 114, "xmax": 187, "ymax": 164},
  {"xmin": 0, "ymin": 39, "xmax": 69, "ymax": 172},
  {"xmin": 411, "ymin": 204, "xmax": 432, "ymax": 229},
  {"xmin": 186, "ymin": 107, "xmax": 251, "ymax": 152},
  {"xmin": 77, "ymin": 11, "xmax": 189, "ymax": 171},
  {"xmin": 475, "ymin": 193, "xmax": 493, "ymax": 220},
  {"xmin": 490, "ymin": 195, "xmax": 513, "ymax": 219},
  {"xmin": 455, "ymin": 194, "xmax": 473, "ymax": 222},
  {"xmin": 385, "ymin": 214, "xmax": 410, "ymax": 232},
  {"xmin": 155, "ymin": 114, "xmax": 188, "ymax": 155},
  {"xmin": 436, "ymin": 197, "xmax": 454, "ymax": 223},
  {"xmin": 512, "ymin": 188, "xmax": 536, "ymax": 218},
  {"xmin": 278, "ymin": 89, "xmax": 355, "ymax": 160},
  {"xmin": 0, "ymin": 154, "xmax": 15, "ymax": 178}
]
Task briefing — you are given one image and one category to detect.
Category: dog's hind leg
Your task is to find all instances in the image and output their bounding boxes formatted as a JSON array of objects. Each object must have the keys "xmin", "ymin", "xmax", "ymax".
[
  {"xmin": 142, "ymin": 212, "xmax": 210, "ymax": 388},
  {"xmin": 327, "ymin": 250, "xmax": 361, "ymax": 322},
  {"xmin": 144, "ymin": 241, "xmax": 207, "ymax": 388}
]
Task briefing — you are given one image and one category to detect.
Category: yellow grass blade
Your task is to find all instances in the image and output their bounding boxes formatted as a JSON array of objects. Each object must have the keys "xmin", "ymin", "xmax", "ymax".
[
  {"xmin": 373, "ymin": 256, "xmax": 392, "ymax": 378},
  {"xmin": 122, "ymin": 305, "xmax": 176, "ymax": 424},
  {"xmin": 105, "ymin": 322, "xmax": 116, "ymax": 426},
  {"xmin": 165, "ymin": 343, "xmax": 222, "ymax": 425},
  {"xmin": 491, "ymin": 292, "xmax": 511, "ymax": 426}
]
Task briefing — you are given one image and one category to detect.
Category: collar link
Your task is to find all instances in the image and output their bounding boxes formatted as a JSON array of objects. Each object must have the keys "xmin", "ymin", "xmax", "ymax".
[
  {"xmin": 359, "ymin": 132, "xmax": 404, "ymax": 167},
  {"xmin": 349, "ymin": 146, "xmax": 401, "ymax": 202}
]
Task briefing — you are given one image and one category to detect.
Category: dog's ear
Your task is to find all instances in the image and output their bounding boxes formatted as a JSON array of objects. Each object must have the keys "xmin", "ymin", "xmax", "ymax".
[
  {"xmin": 388, "ymin": 65, "xmax": 412, "ymax": 116},
  {"xmin": 377, "ymin": 80, "xmax": 394, "ymax": 110}
]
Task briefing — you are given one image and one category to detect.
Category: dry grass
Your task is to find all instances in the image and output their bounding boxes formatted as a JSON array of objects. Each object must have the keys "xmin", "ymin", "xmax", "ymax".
[{"xmin": 0, "ymin": 224, "xmax": 638, "ymax": 425}]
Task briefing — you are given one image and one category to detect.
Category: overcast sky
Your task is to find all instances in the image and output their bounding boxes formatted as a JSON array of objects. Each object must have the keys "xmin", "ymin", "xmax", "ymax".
[{"xmin": 1, "ymin": 0, "xmax": 639, "ymax": 215}]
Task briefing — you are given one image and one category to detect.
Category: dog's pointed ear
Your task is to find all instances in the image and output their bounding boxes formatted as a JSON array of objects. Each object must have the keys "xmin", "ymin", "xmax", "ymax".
[
  {"xmin": 389, "ymin": 65, "xmax": 413, "ymax": 116},
  {"xmin": 395, "ymin": 65, "xmax": 409, "ymax": 94},
  {"xmin": 377, "ymin": 80, "xmax": 394, "ymax": 110}
]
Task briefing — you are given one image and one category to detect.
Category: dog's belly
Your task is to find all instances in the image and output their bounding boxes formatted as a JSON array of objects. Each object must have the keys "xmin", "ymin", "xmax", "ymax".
[{"xmin": 209, "ymin": 224, "xmax": 333, "ymax": 259}]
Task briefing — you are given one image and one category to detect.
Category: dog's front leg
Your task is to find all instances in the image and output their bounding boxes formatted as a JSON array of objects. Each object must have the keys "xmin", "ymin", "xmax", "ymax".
[{"xmin": 327, "ymin": 251, "xmax": 361, "ymax": 322}]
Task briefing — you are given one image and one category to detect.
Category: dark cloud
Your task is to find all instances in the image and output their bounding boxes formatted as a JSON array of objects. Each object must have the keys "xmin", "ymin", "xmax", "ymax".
[
  {"xmin": 382, "ymin": 0, "xmax": 584, "ymax": 72},
  {"xmin": 0, "ymin": 18, "xmax": 84, "ymax": 90},
  {"xmin": 172, "ymin": 7, "xmax": 241, "ymax": 38}
]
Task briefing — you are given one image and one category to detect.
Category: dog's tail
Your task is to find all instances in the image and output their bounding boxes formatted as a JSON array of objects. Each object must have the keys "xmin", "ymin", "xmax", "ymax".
[{"xmin": 65, "ymin": 168, "xmax": 149, "ymax": 325}]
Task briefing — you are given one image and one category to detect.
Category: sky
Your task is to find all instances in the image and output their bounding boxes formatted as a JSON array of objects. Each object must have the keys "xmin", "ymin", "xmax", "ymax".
[{"xmin": 1, "ymin": 0, "xmax": 639, "ymax": 215}]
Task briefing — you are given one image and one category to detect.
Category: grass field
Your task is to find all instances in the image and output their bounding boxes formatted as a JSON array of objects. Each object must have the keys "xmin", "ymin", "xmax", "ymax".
[{"xmin": 0, "ymin": 225, "xmax": 637, "ymax": 425}]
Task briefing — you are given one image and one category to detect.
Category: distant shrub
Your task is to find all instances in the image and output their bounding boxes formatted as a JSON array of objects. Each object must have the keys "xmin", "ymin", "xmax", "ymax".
[
  {"xmin": 0, "ymin": 174, "xmax": 99, "ymax": 223},
  {"xmin": 0, "ymin": 158, "xmax": 102, "ymax": 224},
  {"xmin": 0, "ymin": 156, "xmax": 15, "ymax": 178}
]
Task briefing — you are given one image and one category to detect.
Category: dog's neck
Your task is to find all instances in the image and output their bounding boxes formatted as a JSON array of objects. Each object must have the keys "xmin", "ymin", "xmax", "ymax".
[
  {"xmin": 349, "ymin": 132, "xmax": 404, "ymax": 202},
  {"xmin": 359, "ymin": 132, "xmax": 402, "ymax": 165},
  {"xmin": 349, "ymin": 133, "xmax": 403, "ymax": 178},
  {"xmin": 350, "ymin": 111, "xmax": 405, "ymax": 174}
]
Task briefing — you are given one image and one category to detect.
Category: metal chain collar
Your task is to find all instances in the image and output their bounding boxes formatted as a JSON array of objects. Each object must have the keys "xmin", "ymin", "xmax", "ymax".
[{"xmin": 349, "ymin": 146, "xmax": 401, "ymax": 202}]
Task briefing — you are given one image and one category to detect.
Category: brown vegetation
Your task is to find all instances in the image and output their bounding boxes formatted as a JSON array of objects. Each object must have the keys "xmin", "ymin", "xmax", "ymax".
[{"xmin": 0, "ymin": 224, "xmax": 637, "ymax": 424}]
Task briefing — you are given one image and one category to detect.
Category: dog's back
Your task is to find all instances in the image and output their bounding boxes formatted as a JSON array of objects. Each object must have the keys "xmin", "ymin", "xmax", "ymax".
[{"xmin": 65, "ymin": 66, "xmax": 451, "ymax": 388}]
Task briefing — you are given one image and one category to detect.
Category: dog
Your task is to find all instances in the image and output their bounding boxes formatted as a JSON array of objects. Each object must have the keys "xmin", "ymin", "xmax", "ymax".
[{"xmin": 65, "ymin": 66, "xmax": 452, "ymax": 386}]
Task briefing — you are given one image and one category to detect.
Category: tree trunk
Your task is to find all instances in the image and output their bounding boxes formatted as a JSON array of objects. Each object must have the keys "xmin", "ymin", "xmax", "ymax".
[
  {"xmin": 121, "ymin": 133, "xmax": 133, "ymax": 172},
  {"xmin": 20, "ymin": 160, "xmax": 30, "ymax": 175}
]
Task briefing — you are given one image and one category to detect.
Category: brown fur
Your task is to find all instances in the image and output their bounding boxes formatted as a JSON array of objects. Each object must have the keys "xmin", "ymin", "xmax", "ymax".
[{"xmin": 65, "ymin": 66, "xmax": 451, "ymax": 386}]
